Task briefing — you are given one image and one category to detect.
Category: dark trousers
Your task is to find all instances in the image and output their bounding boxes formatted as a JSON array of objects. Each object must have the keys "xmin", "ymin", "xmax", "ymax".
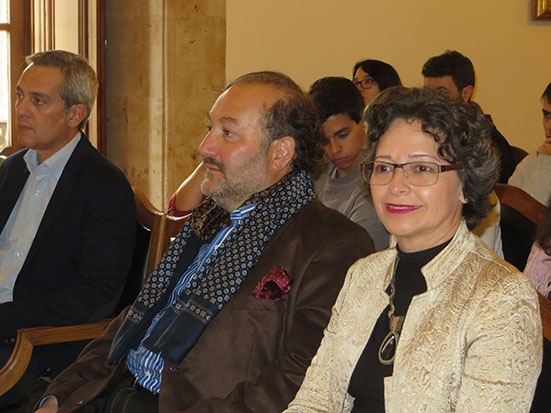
[{"xmin": 75, "ymin": 371, "xmax": 158, "ymax": 413}]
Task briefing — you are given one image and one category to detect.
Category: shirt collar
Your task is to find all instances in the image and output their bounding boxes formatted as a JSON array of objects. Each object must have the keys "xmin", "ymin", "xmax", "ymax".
[
  {"xmin": 229, "ymin": 202, "xmax": 259, "ymax": 224},
  {"xmin": 328, "ymin": 164, "xmax": 360, "ymax": 183},
  {"xmin": 24, "ymin": 132, "xmax": 81, "ymax": 179}
]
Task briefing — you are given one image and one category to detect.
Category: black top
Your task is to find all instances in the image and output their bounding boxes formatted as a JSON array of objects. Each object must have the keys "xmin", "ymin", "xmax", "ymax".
[{"xmin": 348, "ymin": 240, "xmax": 450, "ymax": 412}]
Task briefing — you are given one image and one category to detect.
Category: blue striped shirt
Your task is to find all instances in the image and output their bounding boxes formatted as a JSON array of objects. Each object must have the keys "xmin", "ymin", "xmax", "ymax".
[{"xmin": 126, "ymin": 202, "xmax": 258, "ymax": 393}]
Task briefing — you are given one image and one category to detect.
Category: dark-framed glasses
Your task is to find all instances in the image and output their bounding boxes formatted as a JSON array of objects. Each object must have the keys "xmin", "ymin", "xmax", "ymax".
[
  {"xmin": 353, "ymin": 77, "xmax": 376, "ymax": 90},
  {"xmin": 361, "ymin": 161, "xmax": 463, "ymax": 186}
]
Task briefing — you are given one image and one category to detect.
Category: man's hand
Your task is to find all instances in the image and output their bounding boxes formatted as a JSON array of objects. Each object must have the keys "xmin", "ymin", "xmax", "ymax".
[{"xmin": 34, "ymin": 395, "xmax": 58, "ymax": 413}]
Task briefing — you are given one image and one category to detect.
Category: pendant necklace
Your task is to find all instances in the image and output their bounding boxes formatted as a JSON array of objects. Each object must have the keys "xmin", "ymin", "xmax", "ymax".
[{"xmin": 378, "ymin": 257, "xmax": 405, "ymax": 365}]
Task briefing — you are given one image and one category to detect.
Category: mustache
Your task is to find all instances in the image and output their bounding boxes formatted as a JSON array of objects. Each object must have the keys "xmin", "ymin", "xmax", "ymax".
[
  {"xmin": 16, "ymin": 115, "xmax": 31, "ymax": 127},
  {"xmin": 202, "ymin": 156, "xmax": 225, "ymax": 173}
]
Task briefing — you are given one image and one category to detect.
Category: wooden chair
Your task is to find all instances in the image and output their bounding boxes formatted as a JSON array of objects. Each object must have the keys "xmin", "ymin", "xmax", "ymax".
[
  {"xmin": 0, "ymin": 188, "xmax": 188, "ymax": 397},
  {"xmin": 113, "ymin": 187, "xmax": 165, "ymax": 313},
  {"xmin": 0, "ymin": 155, "xmax": 6, "ymax": 165},
  {"xmin": 511, "ymin": 145, "xmax": 529, "ymax": 167},
  {"xmin": 494, "ymin": 183, "xmax": 546, "ymax": 270},
  {"xmin": 0, "ymin": 321, "xmax": 112, "ymax": 396},
  {"xmin": 162, "ymin": 212, "xmax": 190, "ymax": 254},
  {"xmin": 539, "ymin": 293, "xmax": 551, "ymax": 341}
]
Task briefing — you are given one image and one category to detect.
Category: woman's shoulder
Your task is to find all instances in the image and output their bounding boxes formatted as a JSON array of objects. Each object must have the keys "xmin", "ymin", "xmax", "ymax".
[{"xmin": 463, "ymin": 233, "xmax": 538, "ymax": 301}]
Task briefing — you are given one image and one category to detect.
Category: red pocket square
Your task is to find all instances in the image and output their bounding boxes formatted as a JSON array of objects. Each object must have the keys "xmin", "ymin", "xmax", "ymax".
[{"xmin": 253, "ymin": 265, "xmax": 293, "ymax": 300}]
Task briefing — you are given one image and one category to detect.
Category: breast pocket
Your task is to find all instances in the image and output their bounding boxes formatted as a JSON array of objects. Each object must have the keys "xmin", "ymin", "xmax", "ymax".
[{"xmin": 229, "ymin": 294, "xmax": 288, "ymax": 312}]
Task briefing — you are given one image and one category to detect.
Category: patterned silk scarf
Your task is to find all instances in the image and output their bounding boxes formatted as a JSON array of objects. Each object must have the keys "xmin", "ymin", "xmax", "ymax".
[{"xmin": 109, "ymin": 170, "xmax": 314, "ymax": 365}]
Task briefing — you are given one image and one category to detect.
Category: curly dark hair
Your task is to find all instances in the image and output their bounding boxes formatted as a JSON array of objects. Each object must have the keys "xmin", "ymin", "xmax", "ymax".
[
  {"xmin": 226, "ymin": 71, "xmax": 323, "ymax": 173},
  {"xmin": 364, "ymin": 87, "xmax": 498, "ymax": 230}
]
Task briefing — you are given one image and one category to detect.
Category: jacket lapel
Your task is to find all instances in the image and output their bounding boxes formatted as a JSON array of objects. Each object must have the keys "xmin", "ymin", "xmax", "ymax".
[{"xmin": 0, "ymin": 151, "xmax": 30, "ymax": 233}]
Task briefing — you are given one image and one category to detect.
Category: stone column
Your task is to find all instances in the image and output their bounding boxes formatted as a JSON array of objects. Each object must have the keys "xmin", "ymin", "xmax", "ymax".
[{"xmin": 105, "ymin": 0, "xmax": 226, "ymax": 210}]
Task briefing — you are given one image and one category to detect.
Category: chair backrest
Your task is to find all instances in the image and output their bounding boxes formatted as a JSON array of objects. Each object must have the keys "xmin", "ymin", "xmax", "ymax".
[
  {"xmin": 162, "ymin": 213, "xmax": 189, "ymax": 255},
  {"xmin": 539, "ymin": 293, "xmax": 551, "ymax": 341},
  {"xmin": 494, "ymin": 183, "xmax": 546, "ymax": 270},
  {"xmin": 510, "ymin": 145, "xmax": 529, "ymax": 167},
  {"xmin": 115, "ymin": 188, "xmax": 189, "ymax": 313},
  {"xmin": 495, "ymin": 183, "xmax": 546, "ymax": 225},
  {"xmin": 134, "ymin": 187, "xmax": 166, "ymax": 277},
  {"xmin": 115, "ymin": 187, "xmax": 165, "ymax": 313},
  {"xmin": 0, "ymin": 155, "xmax": 6, "ymax": 165}
]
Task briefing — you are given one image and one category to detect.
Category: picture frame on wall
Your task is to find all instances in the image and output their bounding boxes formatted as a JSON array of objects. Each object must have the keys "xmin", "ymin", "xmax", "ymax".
[{"xmin": 532, "ymin": 0, "xmax": 551, "ymax": 20}]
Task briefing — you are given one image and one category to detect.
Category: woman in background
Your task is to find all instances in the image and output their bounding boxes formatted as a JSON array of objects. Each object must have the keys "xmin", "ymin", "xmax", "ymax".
[{"xmin": 352, "ymin": 59, "xmax": 402, "ymax": 105}]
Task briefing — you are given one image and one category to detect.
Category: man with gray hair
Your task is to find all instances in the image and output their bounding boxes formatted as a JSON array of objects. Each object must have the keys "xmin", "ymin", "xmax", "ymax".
[
  {"xmin": 32, "ymin": 71, "xmax": 373, "ymax": 413},
  {"xmin": 0, "ymin": 50, "xmax": 136, "ymax": 406}
]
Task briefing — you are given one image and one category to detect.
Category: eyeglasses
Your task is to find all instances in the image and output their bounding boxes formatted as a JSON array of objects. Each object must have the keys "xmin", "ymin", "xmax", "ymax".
[
  {"xmin": 361, "ymin": 161, "xmax": 463, "ymax": 186},
  {"xmin": 353, "ymin": 77, "xmax": 377, "ymax": 90}
]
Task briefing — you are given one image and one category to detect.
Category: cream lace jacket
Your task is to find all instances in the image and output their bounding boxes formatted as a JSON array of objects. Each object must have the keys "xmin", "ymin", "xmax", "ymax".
[{"xmin": 285, "ymin": 222, "xmax": 542, "ymax": 412}]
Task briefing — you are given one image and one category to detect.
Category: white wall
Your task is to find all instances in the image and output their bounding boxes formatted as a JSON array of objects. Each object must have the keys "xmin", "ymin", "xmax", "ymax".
[{"xmin": 227, "ymin": 0, "xmax": 551, "ymax": 152}]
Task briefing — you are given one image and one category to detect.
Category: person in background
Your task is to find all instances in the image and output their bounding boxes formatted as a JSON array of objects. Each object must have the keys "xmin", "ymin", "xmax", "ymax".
[
  {"xmin": 0, "ymin": 50, "xmax": 136, "ymax": 408},
  {"xmin": 470, "ymin": 189, "xmax": 503, "ymax": 257},
  {"xmin": 509, "ymin": 82, "xmax": 551, "ymax": 206},
  {"xmin": 32, "ymin": 71, "xmax": 373, "ymax": 413},
  {"xmin": 352, "ymin": 59, "xmax": 402, "ymax": 106},
  {"xmin": 422, "ymin": 50, "xmax": 514, "ymax": 183},
  {"xmin": 423, "ymin": 50, "xmax": 507, "ymax": 256},
  {"xmin": 524, "ymin": 193, "xmax": 551, "ymax": 298},
  {"xmin": 169, "ymin": 59, "xmax": 402, "ymax": 219},
  {"xmin": 167, "ymin": 162, "xmax": 206, "ymax": 216},
  {"xmin": 523, "ymin": 192, "xmax": 551, "ymax": 413},
  {"xmin": 309, "ymin": 77, "xmax": 387, "ymax": 250},
  {"xmin": 285, "ymin": 87, "xmax": 541, "ymax": 413}
]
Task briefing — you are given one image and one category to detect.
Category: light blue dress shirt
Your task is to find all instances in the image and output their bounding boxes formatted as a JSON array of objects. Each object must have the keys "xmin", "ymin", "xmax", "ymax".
[{"xmin": 0, "ymin": 133, "xmax": 81, "ymax": 303}]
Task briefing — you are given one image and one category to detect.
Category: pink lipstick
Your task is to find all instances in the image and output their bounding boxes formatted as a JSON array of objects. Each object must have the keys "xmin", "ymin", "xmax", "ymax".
[{"xmin": 385, "ymin": 203, "xmax": 421, "ymax": 214}]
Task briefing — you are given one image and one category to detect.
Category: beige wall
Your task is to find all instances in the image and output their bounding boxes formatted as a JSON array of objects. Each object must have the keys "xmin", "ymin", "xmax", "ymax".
[
  {"xmin": 54, "ymin": 0, "xmax": 79, "ymax": 53},
  {"xmin": 227, "ymin": 0, "xmax": 551, "ymax": 153},
  {"xmin": 106, "ymin": 0, "xmax": 226, "ymax": 210}
]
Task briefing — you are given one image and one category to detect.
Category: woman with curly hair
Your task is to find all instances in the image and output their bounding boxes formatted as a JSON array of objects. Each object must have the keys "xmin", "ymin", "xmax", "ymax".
[{"xmin": 285, "ymin": 87, "xmax": 542, "ymax": 413}]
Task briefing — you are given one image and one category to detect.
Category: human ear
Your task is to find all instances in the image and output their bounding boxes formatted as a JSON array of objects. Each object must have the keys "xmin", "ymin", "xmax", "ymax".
[
  {"xmin": 66, "ymin": 104, "xmax": 88, "ymax": 129},
  {"xmin": 269, "ymin": 136, "xmax": 295, "ymax": 172},
  {"xmin": 460, "ymin": 85, "xmax": 474, "ymax": 103},
  {"xmin": 459, "ymin": 189, "xmax": 468, "ymax": 204}
]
